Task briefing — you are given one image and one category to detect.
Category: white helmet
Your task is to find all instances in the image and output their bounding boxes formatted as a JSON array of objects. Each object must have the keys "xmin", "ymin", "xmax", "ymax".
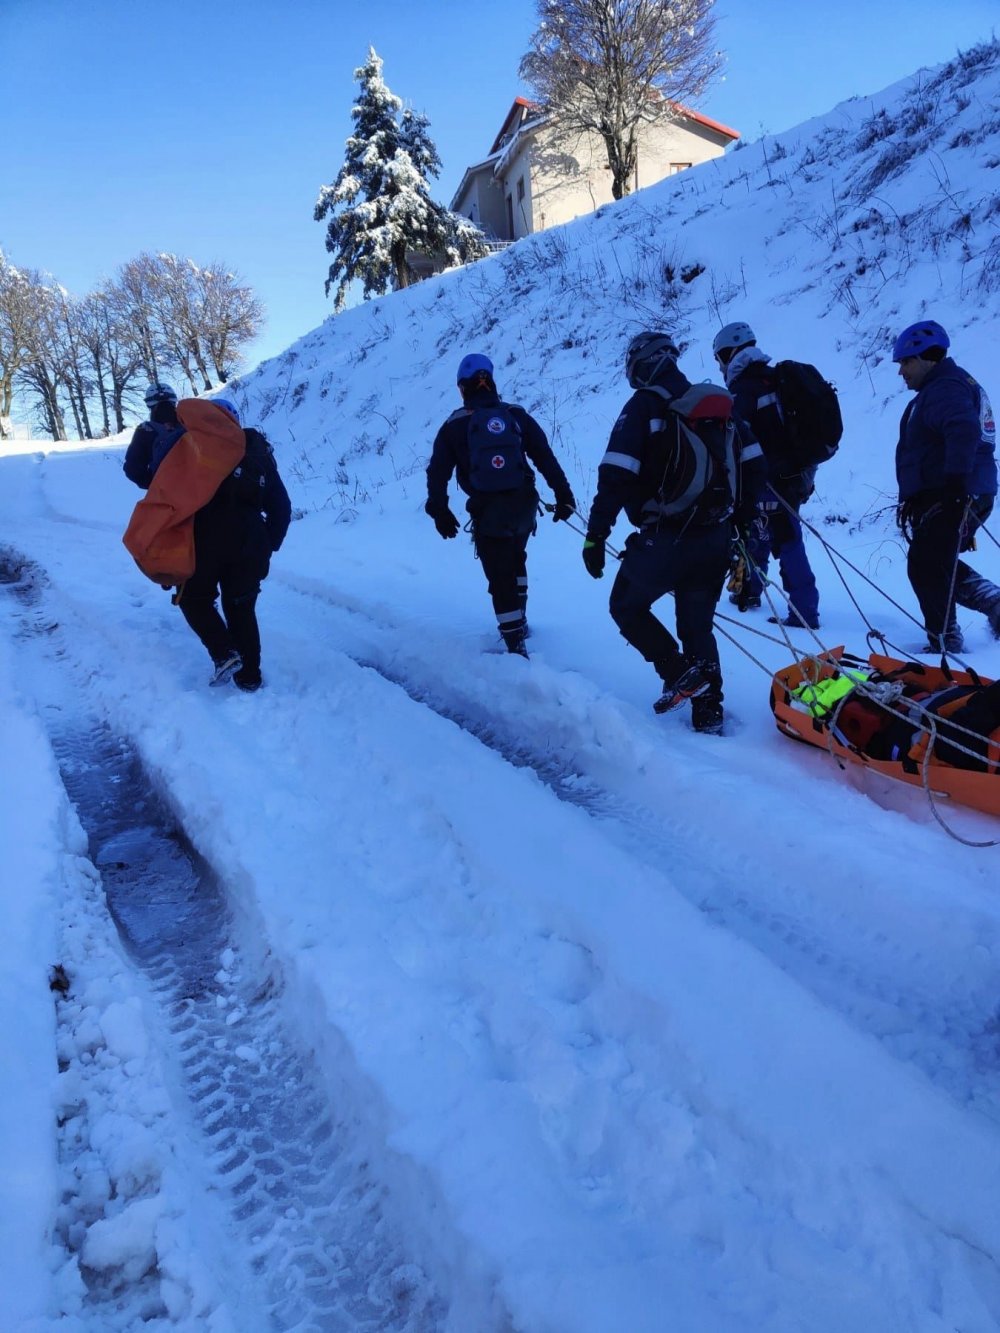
[
  {"xmin": 712, "ymin": 322, "xmax": 756, "ymax": 358},
  {"xmin": 144, "ymin": 381, "xmax": 177, "ymax": 408}
]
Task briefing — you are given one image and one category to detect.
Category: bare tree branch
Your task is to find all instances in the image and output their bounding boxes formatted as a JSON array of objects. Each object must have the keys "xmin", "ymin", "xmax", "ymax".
[{"xmin": 520, "ymin": 0, "xmax": 723, "ymax": 200}]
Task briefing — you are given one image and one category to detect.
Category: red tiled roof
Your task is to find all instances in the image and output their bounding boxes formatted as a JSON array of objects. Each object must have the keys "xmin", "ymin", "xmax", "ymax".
[
  {"xmin": 488, "ymin": 94, "xmax": 738, "ymax": 155},
  {"xmin": 489, "ymin": 97, "xmax": 543, "ymax": 156},
  {"xmin": 671, "ymin": 102, "xmax": 739, "ymax": 140}
]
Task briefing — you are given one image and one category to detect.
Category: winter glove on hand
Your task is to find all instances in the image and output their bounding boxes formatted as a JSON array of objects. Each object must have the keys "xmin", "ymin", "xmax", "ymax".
[
  {"xmin": 552, "ymin": 496, "xmax": 576, "ymax": 523},
  {"xmin": 896, "ymin": 499, "xmax": 916, "ymax": 538},
  {"xmin": 941, "ymin": 475, "xmax": 971, "ymax": 502},
  {"xmin": 428, "ymin": 506, "xmax": 460, "ymax": 539},
  {"xmin": 582, "ymin": 537, "xmax": 606, "ymax": 579}
]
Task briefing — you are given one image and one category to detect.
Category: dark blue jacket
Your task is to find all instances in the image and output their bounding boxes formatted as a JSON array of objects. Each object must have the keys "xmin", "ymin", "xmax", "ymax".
[
  {"xmin": 123, "ymin": 420, "xmax": 184, "ymax": 488},
  {"xmin": 586, "ymin": 362, "xmax": 766, "ymax": 541},
  {"xmin": 896, "ymin": 358, "xmax": 997, "ymax": 501},
  {"xmin": 426, "ymin": 389, "xmax": 573, "ymax": 513},
  {"xmin": 124, "ymin": 421, "xmax": 291, "ymax": 553}
]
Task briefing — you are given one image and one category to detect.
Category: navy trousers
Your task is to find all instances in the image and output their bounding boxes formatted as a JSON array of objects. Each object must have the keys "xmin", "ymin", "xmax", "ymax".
[
  {"xmin": 906, "ymin": 495, "xmax": 999, "ymax": 641},
  {"xmin": 609, "ymin": 522, "xmax": 730, "ymax": 693}
]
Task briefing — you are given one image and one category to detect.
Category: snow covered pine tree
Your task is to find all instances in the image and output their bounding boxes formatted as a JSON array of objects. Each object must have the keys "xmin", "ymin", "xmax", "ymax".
[{"xmin": 314, "ymin": 47, "xmax": 489, "ymax": 307}]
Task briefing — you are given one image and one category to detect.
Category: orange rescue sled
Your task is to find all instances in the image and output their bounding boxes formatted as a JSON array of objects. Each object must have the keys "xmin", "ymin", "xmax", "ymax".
[{"xmin": 771, "ymin": 647, "xmax": 1000, "ymax": 819}]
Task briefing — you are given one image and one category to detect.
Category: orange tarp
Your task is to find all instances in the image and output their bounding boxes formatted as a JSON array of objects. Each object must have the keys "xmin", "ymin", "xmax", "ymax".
[{"xmin": 122, "ymin": 399, "xmax": 245, "ymax": 586}]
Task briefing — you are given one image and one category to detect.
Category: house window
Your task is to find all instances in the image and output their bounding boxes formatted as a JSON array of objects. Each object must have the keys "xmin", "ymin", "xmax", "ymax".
[
  {"xmin": 517, "ymin": 176, "xmax": 525, "ymax": 202},
  {"xmin": 669, "ymin": 162, "xmax": 692, "ymax": 175}
]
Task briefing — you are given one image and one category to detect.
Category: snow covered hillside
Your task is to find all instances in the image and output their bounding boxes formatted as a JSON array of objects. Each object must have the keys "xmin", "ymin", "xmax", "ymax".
[
  {"xmin": 231, "ymin": 40, "xmax": 1000, "ymax": 530},
  {"xmin": 2, "ymin": 40, "xmax": 1000, "ymax": 1333}
]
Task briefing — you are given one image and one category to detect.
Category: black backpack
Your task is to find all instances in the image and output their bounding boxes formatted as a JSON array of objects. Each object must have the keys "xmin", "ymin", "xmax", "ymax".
[
  {"xmin": 639, "ymin": 384, "xmax": 737, "ymax": 526},
  {"xmin": 466, "ymin": 403, "xmax": 531, "ymax": 493},
  {"xmin": 770, "ymin": 361, "xmax": 842, "ymax": 468},
  {"xmin": 219, "ymin": 427, "xmax": 271, "ymax": 506}
]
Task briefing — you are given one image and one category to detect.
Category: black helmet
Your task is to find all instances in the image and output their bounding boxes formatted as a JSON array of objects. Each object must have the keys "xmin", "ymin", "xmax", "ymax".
[{"xmin": 625, "ymin": 332, "xmax": 679, "ymax": 388}]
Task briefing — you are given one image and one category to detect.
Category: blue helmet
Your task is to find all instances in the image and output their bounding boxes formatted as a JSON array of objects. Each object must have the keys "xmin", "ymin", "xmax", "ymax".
[
  {"xmin": 214, "ymin": 396, "xmax": 241, "ymax": 424},
  {"xmin": 892, "ymin": 320, "xmax": 950, "ymax": 362},
  {"xmin": 457, "ymin": 352, "xmax": 493, "ymax": 384}
]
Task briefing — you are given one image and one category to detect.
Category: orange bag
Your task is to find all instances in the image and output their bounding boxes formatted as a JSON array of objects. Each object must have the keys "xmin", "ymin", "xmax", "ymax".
[{"xmin": 123, "ymin": 399, "xmax": 246, "ymax": 587}]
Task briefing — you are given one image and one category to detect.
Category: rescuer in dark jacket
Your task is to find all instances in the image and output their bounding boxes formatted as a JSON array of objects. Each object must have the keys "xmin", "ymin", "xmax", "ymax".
[
  {"xmin": 893, "ymin": 319, "xmax": 999, "ymax": 655},
  {"xmin": 124, "ymin": 389, "xmax": 291, "ymax": 691},
  {"xmin": 425, "ymin": 352, "xmax": 576, "ymax": 657}
]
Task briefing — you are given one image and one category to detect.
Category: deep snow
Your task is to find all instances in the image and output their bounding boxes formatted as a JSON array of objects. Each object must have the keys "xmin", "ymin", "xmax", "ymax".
[{"xmin": 2, "ymin": 38, "xmax": 1000, "ymax": 1333}]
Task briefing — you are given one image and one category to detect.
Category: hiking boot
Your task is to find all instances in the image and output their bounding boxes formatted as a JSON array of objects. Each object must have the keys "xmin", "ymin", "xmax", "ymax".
[
  {"xmin": 691, "ymin": 695, "xmax": 725, "ymax": 735},
  {"xmin": 653, "ymin": 661, "xmax": 711, "ymax": 715},
  {"xmin": 209, "ymin": 650, "xmax": 242, "ymax": 686},
  {"xmin": 728, "ymin": 591, "xmax": 761, "ymax": 610},
  {"xmin": 768, "ymin": 614, "xmax": 820, "ymax": 630},
  {"xmin": 506, "ymin": 637, "xmax": 529, "ymax": 659},
  {"xmin": 916, "ymin": 633, "xmax": 965, "ymax": 656},
  {"xmin": 233, "ymin": 667, "xmax": 263, "ymax": 692}
]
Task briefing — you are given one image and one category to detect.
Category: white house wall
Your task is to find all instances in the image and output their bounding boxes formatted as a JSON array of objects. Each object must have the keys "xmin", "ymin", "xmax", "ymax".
[
  {"xmin": 503, "ymin": 117, "xmax": 729, "ymax": 233},
  {"xmin": 497, "ymin": 138, "xmax": 535, "ymax": 240}
]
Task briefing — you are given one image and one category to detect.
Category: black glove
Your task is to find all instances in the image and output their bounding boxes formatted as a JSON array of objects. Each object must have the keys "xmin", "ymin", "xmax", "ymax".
[
  {"xmin": 427, "ymin": 505, "xmax": 460, "ymax": 539},
  {"xmin": 552, "ymin": 496, "xmax": 576, "ymax": 523},
  {"xmin": 582, "ymin": 537, "xmax": 606, "ymax": 579},
  {"xmin": 941, "ymin": 475, "xmax": 971, "ymax": 502}
]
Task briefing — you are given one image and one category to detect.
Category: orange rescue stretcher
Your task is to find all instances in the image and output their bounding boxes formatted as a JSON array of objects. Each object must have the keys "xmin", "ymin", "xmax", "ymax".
[{"xmin": 770, "ymin": 647, "xmax": 1000, "ymax": 819}]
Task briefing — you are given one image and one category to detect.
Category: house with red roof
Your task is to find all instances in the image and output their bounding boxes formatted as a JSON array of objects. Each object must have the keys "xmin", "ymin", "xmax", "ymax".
[{"xmin": 451, "ymin": 96, "xmax": 739, "ymax": 243}]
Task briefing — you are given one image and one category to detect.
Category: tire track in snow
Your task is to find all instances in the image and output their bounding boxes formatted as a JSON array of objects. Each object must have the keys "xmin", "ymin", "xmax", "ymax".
[{"xmin": 0, "ymin": 552, "xmax": 497, "ymax": 1333}]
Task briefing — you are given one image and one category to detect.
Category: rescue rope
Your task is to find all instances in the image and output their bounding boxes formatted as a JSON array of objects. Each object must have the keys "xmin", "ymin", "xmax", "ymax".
[
  {"xmin": 918, "ymin": 713, "xmax": 1000, "ymax": 848},
  {"xmin": 543, "ymin": 503, "xmax": 623, "ymax": 559},
  {"xmin": 762, "ymin": 488, "xmax": 987, "ymax": 677},
  {"xmin": 561, "ymin": 499, "xmax": 998, "ymax": 843}
]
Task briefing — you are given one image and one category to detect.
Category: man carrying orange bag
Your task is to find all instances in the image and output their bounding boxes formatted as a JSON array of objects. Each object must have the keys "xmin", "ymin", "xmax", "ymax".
[{"xmin": 123, "ymin": 386, "xmax": 291, "ymax": 692}]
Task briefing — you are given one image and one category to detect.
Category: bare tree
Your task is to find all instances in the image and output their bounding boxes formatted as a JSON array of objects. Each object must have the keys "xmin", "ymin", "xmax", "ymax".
[
  {"xmin": 0, "ymin": 251, "xmax": 36, "ymax": 437},
  {"xmin": 194, "ymin": 262, "xmax": 263, "ymax": 383},
  {"xmin": 2, "ymin": 246, "xmax": 263, "ymax": 437},
  {"xmin": 76, "ymin": 289, "xmax": 143, "ymax": 435},
  {"xmin": 17, "ymin": 277, "xmax": 70, "ymax": 440},
  {"xmin": 155, "ymin": 253, "xmax": 215, "ymax": 392},
  {"xmin": 115, "ymin": 253, "xmax": 168, "ymax": 379},
  {"xmin": 520, "ymin": 0, "xmax": 722, "ymax": 201},
  {"xmin": 51, "ymin": 289, "xmax": 94, "ymax": 438}
]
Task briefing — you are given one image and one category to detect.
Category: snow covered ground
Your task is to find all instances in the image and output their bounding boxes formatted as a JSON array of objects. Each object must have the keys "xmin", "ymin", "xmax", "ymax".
[{"xmin": 2, "ymin": 39, "xmax": 1000, "ymax": 1333}]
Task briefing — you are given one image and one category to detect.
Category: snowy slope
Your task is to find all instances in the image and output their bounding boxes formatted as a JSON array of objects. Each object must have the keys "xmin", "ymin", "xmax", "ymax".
[
  {"xmin": 2, "ymin": 39, "xmax": 1000, "ymax": 1333},
  {"xmin": 229, "ymin": 41, "xmax": 1000, "ymax": 532}
]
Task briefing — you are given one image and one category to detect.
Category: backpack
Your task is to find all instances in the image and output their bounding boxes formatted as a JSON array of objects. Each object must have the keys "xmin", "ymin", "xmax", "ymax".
[
  {"xmin": 466, "ymin": 403, "xmax": 531, "ymax": 493},
  {"xmin": 769, "ymin": 361, "xmax": 842, "ymax": 468},
  {"xmin": 148, "ymin": 420, "xmax": 186, "ymax": 476},
  {"xmin": 639, "ymin": 383, "xmax": 737, "ymax": 526},
  {"xmin": 218, "ymin": 427, "xmax": 270, "ymax": 506}
]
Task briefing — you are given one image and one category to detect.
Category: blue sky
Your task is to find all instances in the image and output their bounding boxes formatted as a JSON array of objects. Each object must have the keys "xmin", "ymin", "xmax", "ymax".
[{"xmin": 4, "ymin": 0, "xmax": 997, "ymax": 371}]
